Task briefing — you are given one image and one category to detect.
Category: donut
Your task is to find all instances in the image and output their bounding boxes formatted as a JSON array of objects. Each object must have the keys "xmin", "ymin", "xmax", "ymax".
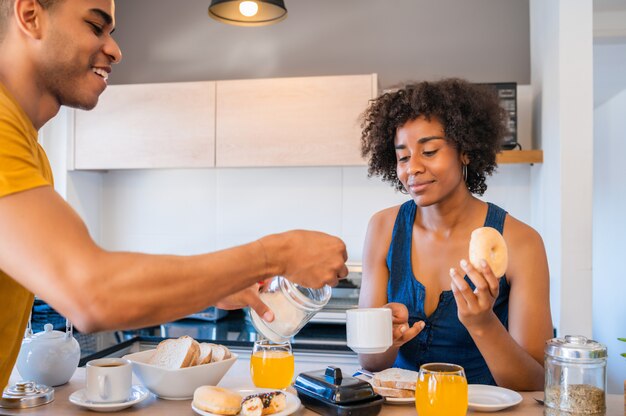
[
  {"xmin": 193, "ymin": 386, "xmax": 242, "ymax": 415},
  {"xmin": 468, "ymin": 226, "xmax": 508, "ymax": 278}
]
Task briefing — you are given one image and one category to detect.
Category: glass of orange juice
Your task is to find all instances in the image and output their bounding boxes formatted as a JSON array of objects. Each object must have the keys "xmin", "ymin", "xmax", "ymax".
[
  {"xmin": 415, "ymin": 363, "xmax": 468, "ymax": 416},
  {"xmin": 250, "ymin": 339, "xmax": 295, "ymax": 389}
]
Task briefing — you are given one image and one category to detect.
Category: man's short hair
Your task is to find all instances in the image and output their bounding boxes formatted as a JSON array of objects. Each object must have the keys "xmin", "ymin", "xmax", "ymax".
[{"xmin": 0, "ymin": 0, "xmax": 61, "ymax": 41}]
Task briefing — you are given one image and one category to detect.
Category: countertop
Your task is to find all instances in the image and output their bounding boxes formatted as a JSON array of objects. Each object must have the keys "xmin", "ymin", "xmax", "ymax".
[{"xmin": 4, "ymin": 358, "xmax": 624, "ymax": 416}]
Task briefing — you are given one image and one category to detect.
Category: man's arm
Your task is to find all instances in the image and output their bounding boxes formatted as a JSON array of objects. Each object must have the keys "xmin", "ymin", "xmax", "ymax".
[{"xmin": 0, "ymin": 186, "xmax": 348, "ymax": 332}]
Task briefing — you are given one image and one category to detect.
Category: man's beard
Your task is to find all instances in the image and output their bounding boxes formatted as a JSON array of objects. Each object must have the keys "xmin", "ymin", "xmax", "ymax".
[{"xmin": 39, "ymin": 51, "xmax": 101, "ymax": 111}]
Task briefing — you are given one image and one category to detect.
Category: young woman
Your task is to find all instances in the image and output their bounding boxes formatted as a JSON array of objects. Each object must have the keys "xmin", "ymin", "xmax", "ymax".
[{"xmin": 358, "ymin": 79, "xmax": 552, "ymax": 390}]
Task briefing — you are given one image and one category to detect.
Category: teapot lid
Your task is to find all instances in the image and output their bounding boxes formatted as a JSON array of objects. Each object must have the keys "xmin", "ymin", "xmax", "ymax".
[{"xmin": 32, "ymin": 324, "xmax": 65, "ymax": 341}]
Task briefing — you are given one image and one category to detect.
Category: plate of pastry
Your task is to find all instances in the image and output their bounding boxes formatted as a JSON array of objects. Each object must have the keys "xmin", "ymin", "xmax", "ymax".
[{"xmin": 191, "ymin": 386, "xmax": 301, "ymax": 416}]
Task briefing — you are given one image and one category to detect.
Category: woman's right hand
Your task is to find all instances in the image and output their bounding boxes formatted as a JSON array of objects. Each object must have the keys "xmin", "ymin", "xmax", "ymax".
[{"xmin": 384, "ymin": 302, "xmax": 425, "ymax": 348}]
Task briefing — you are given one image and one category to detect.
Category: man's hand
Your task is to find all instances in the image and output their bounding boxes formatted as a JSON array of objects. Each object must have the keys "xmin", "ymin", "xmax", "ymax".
[
  {"xmin": 259, "ymin": 230, "xmax": 349, "ymax": 289},
  {"xmin": 215, "ymin": 283, "xmax": 275, "ymax": 322},
  {"xmin": 385, "ymin": 302, "xmax": 425, "ymax": 348}
]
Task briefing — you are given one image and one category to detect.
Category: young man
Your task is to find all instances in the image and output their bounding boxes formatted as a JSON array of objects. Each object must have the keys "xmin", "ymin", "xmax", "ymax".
[{"xmin": 0, "ymin": 0, "xmax": 348, "ymax": 389}]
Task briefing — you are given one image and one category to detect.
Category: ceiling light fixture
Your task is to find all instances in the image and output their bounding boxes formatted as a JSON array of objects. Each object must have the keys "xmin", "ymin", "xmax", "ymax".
[{"xmin": 208, "ymin": 0, "xmax": 287, "ymax": 27}]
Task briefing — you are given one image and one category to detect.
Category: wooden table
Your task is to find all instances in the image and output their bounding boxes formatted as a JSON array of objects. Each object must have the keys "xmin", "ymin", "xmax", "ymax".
[{"xmin": 3, "ymin": 360, "xmax": 624, "ymax": 415}]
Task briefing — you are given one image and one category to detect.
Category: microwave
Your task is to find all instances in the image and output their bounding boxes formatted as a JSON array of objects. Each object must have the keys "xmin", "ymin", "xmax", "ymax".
[
  {"xmin": 309, "ymin": 263, "xmax": 362, "ymax": 324},
  {"xmin": 482, "ymin": 82, "xmax": 518, "ymax": 150}
]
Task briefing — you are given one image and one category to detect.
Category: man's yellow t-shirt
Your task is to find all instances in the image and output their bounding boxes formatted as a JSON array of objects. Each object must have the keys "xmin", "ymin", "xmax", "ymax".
[{"xmin": 0, "ymin": 82, "xmax": 53, "ymax": 389}]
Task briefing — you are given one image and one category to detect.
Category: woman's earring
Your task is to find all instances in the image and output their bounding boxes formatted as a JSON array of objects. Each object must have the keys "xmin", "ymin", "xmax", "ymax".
[{"xmin": 462, "ymin": 164, "xmax": 468, "ymax": 183}]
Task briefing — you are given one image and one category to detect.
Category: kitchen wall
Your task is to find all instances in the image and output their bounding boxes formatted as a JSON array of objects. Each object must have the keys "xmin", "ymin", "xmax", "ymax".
[
  {"xmin": 81, "ymin": 165, "xmax": 533, "ymax": 262},
  {"xmin": 593, "ymin": 87, "xmax": 626, "ymax": 395},
  {"xmin": 42, "ymin": 94, "xmax": 535, "ymax": 263}
]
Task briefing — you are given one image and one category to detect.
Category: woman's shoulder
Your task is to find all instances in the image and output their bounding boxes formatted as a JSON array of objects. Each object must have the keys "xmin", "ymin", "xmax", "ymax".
[
  {"xmin": 503, "ymin": 213, "xmax": 544, "ymax": 246},
  {"xmin": 369, "ymin": 204, "xmax": 404, "ymax": 228},
  {"xmin": 502, "ymin": 213, "xmax": 547, "ymax": 276}
]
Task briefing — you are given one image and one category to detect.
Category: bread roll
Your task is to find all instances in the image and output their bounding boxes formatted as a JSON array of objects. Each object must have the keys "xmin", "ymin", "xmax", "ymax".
[
  {"xmin": 469, "ymin": 226, "xmax": 508, "ymax": 278},
  {"xmin": 193, "ymin": 386, "xmax": 242, "ymax": 415}
]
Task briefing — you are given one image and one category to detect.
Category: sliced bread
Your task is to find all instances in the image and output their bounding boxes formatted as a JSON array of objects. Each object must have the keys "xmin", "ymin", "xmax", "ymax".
[
  {"xmin": 372, "ymin": 368, "xmax": 419, "ymax": 390},
  {"xmin": 196, "ymin": 342, "xmax": 214, "ymax": 365},
  {"xmin": 210, "ymin": 344, "xmax": 232, "ymax": 363},
  {"xmin": 372, "ymin": 385, "xmax": 415, "ymax": 399},
  {"xmin": 148, "ymin": 336, "xmax": 200, "ymax": 369}
]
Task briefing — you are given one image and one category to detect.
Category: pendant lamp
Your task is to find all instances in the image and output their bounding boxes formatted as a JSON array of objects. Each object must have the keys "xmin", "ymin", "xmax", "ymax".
[{"xmin": 208, "ymin": 0, "xmax": 287, "ymax": 27}]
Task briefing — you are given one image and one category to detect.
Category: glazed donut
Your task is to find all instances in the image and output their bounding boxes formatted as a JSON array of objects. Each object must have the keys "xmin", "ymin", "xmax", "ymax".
[{"xmin": 468, "ymin": 227, "xmax": 508, "ymax": 278}]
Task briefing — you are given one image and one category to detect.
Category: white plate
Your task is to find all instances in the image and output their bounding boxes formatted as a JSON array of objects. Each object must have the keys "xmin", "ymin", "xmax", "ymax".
[
  {"xmin": 468, "ymin": 384, "xmax": 523, "ymax": 412},
  {"xmin": 69, "ymin": 385, "xmax": 150, "ymax": 412},
  {"xmin": 192, "ymin": 388, "xmax": 301, "ymax": 416},
  {"xmin": 384, "ymin": 396, "xmax": 415, "ymax": 405}
]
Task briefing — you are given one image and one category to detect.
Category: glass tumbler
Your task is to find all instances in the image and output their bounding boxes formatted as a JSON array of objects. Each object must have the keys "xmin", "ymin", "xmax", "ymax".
[
  {"xmin": 250, "ymin": 339, "xmax": 295, "ymax": 390},
  {"xmin": 415, "ymin": 363, "xmax": 468, "ymax": 416}
]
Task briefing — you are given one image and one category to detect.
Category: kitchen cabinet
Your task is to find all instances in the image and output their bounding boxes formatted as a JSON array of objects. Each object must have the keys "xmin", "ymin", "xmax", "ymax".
[
  {"xmin": 72, "ymin": 81, "xmax": 216, "ymax": 170},
  {"xmin": 71, "ymin": 74, "xmax": 540, "ymax": 170},
  {"xmin": 215, "ymin": 74, "xmax": 377, "ymax": 167}
]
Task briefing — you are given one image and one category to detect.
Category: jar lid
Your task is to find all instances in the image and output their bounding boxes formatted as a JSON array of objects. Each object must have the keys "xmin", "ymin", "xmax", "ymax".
[
  {"xmin": 0, "ymin": 381, "xmax": 54, "ymax": 409},
  {"xmin": 545, "ymin": 335, "xmax": 607, "ymax": 360}
]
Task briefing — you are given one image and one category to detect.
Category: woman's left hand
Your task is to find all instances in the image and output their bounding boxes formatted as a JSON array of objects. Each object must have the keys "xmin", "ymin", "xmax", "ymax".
[{"xmin": 450, "ymin": 259, "xmax": 499, "ymax": 331}]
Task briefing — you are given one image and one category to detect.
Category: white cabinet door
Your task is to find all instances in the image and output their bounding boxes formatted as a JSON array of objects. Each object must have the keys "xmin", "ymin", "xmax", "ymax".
[
  {"xmin": 216, "ymin": 74, "xmax": 377, "ymax": 167},
  {"xmin": 73, "ymin": 81, "xmax": 216, "ymax": 170}
]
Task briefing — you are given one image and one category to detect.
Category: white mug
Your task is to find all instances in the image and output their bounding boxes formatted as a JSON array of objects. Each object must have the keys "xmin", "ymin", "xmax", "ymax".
[
  {"xmin": 85, "ymin": 358, "xmax": 132, "ymax": 403},
  {"xmin": 346, "ymin": 308, "xmax": 393, "ymax": 354}
]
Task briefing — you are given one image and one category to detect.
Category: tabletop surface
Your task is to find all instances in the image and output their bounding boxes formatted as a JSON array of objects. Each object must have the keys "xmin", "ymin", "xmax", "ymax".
[{"xmin": 3, "ymin": 359, "xmax": 624, "ymax": 415}]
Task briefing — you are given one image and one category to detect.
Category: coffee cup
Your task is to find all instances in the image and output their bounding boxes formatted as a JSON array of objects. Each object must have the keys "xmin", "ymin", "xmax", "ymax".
[
  {"xmin": 346, "ymin": 308, "xmax": 393, "ymax": 354},
  {"xmin": 85, "ymin": 358, "xmax": 132, "ymax": 403}
]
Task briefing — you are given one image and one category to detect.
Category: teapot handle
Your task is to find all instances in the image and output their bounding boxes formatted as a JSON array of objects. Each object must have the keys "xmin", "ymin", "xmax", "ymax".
[
  {"xmin": 65, "ymin": 318, "xmax": 73, "ymax": 339},
  {"xmin": 24, "ymin": 311, "xmax": 33, "ymax": 338}
]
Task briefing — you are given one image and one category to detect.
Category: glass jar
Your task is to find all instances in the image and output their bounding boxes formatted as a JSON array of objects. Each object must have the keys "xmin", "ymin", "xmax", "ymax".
[
  {"xmin": 544, "ymin": 335, "xmax": 607, "ymax": 416},
  {"xmin": 250, "ymin": 276, "xmax": 331, "ymax": 343}
]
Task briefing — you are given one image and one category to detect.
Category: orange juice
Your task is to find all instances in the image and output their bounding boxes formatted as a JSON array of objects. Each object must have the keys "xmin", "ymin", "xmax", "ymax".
[
  {"xmin": 250, "ymin": 350, "xmax": 295, "ymax": 389},
  {"xmin": 415, "ymin": 373, "xmax": 468, "ymax": 416}
]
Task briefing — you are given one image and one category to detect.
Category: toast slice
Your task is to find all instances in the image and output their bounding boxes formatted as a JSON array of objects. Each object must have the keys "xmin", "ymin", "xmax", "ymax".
[
  {"xmin": 372, "ymin": 385, "xmax": 415, "ymax": 399},
  {"xmin": 148, "ymin": 336, "xmax": 200, "ymax": 369},
  {"xmin": 372, "ymin": 368, "xmax": 419, "ymax": 390},
  {"xmin": 195, "ymin": 342, "xmax": 214, "ymax": 365},
  {"xmin": 210, "ymin": 344, "xmax": 232, "ymax": 363}
]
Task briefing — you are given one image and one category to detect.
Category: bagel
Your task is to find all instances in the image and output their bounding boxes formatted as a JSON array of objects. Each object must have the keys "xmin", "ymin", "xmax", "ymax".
[
  {"xmin": 193, "ymin": 386, "xmax": 242, "ymax": 415},
  {"xmin": 469, "ymin": 226, "xmax": 508, "ymax": 278}
]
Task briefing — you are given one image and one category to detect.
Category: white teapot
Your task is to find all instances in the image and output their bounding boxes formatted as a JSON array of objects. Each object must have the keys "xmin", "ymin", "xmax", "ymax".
[{"xmin": 17, "ymin": 321, "xmax": 80, "ymax": 386}]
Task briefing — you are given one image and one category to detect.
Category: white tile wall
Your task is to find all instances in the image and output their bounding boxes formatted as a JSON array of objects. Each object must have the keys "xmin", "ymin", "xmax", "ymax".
[{"xmin": 89, "ymin": 165, "xmax": 534, "ymax": 261}]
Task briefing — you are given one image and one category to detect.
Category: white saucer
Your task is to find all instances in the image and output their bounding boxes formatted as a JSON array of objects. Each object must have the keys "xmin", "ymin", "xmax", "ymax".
[
  {"xmin": 468, "ymin": 384, "xmax": 523, "ymax": 412},
  {"xmin": 69, "ymin": 385, "xmax": 150, "ymax": 412}
]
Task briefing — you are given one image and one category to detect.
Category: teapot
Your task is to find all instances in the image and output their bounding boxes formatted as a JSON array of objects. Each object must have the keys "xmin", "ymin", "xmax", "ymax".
[{"xmin": 16, "ymin": 319, "xmax": 80, "ymax": 387}]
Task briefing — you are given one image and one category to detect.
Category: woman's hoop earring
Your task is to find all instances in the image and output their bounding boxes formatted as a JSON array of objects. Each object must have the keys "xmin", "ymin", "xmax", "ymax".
[{"xmin": 462, "ymin": 164, "xmax": 468, "ymax": 183}]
